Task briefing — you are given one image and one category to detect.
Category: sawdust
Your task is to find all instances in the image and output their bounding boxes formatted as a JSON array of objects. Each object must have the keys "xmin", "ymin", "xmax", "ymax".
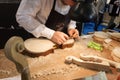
[{"xmin": 0, "ymin": 49, "xmax": 19, "ymax": 79}]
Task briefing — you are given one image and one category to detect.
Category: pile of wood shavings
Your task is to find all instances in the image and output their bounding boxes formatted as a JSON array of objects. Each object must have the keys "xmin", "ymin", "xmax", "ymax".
[{"xmin": 31, "ymin": 64, "xmax": 80, "ymax": 79}]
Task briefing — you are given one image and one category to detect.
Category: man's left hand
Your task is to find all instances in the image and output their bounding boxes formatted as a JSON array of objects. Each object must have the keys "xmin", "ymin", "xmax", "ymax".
[{"xmin": 68, "ymin": 29, "xmax": 79, "ymax": 38}]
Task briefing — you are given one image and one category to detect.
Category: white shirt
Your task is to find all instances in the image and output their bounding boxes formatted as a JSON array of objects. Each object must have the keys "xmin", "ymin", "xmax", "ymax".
[{"xmin": 16, "ymin": 0, "xmax": 76, "ymax": 39}]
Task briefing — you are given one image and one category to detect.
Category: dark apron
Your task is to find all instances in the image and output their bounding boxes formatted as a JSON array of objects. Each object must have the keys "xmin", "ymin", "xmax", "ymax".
[{"xmin": 45, "ymin": 0, "xmax": 70, "ymax": 34}]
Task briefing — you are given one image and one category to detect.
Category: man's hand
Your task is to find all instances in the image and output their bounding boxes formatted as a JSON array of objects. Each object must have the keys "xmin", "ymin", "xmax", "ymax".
[
  {"xmin": 68, "ymin": 29, "xmax": 79, "ymax": 38},
  {"xmin": 51, "ymin": 31, "xmax": 69, "ymax": 45}
]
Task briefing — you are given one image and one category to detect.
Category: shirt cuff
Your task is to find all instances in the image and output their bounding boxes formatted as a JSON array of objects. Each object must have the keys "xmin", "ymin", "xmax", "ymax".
[
  {"xmin": 30, "ymin": 25, "xmax": 55, "ymax": 39},
  {"xmin": 68, "ymin": 20, "xmax": 76, "ymax": 29},
  {"xmin": 41, "ymin": 27, "xmax": 55, "ymax": 39}
]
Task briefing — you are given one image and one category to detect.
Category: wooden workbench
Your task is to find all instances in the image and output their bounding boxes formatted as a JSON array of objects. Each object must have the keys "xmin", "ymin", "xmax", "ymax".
[{"xmin": 1, "ymin": 35, "xmax": 120, "ymax": 80}]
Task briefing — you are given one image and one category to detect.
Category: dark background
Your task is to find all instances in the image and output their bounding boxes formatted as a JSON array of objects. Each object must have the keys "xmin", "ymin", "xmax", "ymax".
[
  {"xmin": 0, "ymin": 0, "xmax": 20, "ymax": 3},
  {"xmin": 0, "ymin": 0, "xmax": 32, "ymax": 49}
]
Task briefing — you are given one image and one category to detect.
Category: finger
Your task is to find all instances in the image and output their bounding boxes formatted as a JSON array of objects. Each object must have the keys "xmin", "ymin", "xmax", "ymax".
[
  {"xmin": 73, "ymin": 33, "xmax": 78, "ymax": 37},
  {"xmin": 69, "ymin": 32, "xmax": 72, "ymax": 37},
  {"xmin": 69, "ymin": 31, "xmax": 74, "ymax": 37},
  {"xmin": 63, "ymin": 33, "xmax": 69, "ymax": 40},
  {"xmin": 71, "ymin": 32, "xmax": 76, "ymax": 37},
  {"xmin": 60, "ymin": 34, "xmax": 69, "ymax": 44},
  {"xmin": 57, "ymin": 39, "xmax": 63, "ymax": 45},
  {"xmin": 58, "ymin": 41, "xmax": 62, "ymax": 45},
  {"xmin": 68, "ymin": 29, "xmax": 73, "ymax": 36},
  {"xmin": 72, "ymin": 32, "xmax": 79, "ymax": 38},
  {"xmin": 58, "ymin": 37, "xmax": 66, "ymax": 45},
  {"xmin": 61, "ymin": 37, "xmax": 67, "ymax": 43}
]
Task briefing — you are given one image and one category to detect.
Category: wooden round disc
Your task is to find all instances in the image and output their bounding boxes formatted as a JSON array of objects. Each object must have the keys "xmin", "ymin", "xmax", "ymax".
[
  {"xmin": 24, "ymin": 38, "xmax": 55, "ymax": 54},
  {"xmin": 93, "ymin": 31, "xmax": 109, "ymax": 44},
  {"xmin": 93, "ymin": 31, "xmax": 109, "ymax": 39},
  {"xmin": 112, "ymin": 47, "xmax": 120, "ymax": 59},
  {"xmin": 109, "ymin": 33, "xmax": 120, "ymax": 42},
  {"xmin": 111, "ymin": 53, "xmax": 120, "ymax": 63}
]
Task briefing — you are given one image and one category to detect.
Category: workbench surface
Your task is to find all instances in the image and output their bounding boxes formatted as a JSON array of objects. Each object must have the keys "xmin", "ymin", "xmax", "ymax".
[{"xmin": 0, "ymin": 35, "xmax": 120, "ymax": 80}]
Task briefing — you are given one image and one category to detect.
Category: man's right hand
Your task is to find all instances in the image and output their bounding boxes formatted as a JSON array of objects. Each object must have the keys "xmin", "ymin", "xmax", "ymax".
[{"xmin": 51, "ymin": 31, "xmax": 69, "ymax": 45}]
